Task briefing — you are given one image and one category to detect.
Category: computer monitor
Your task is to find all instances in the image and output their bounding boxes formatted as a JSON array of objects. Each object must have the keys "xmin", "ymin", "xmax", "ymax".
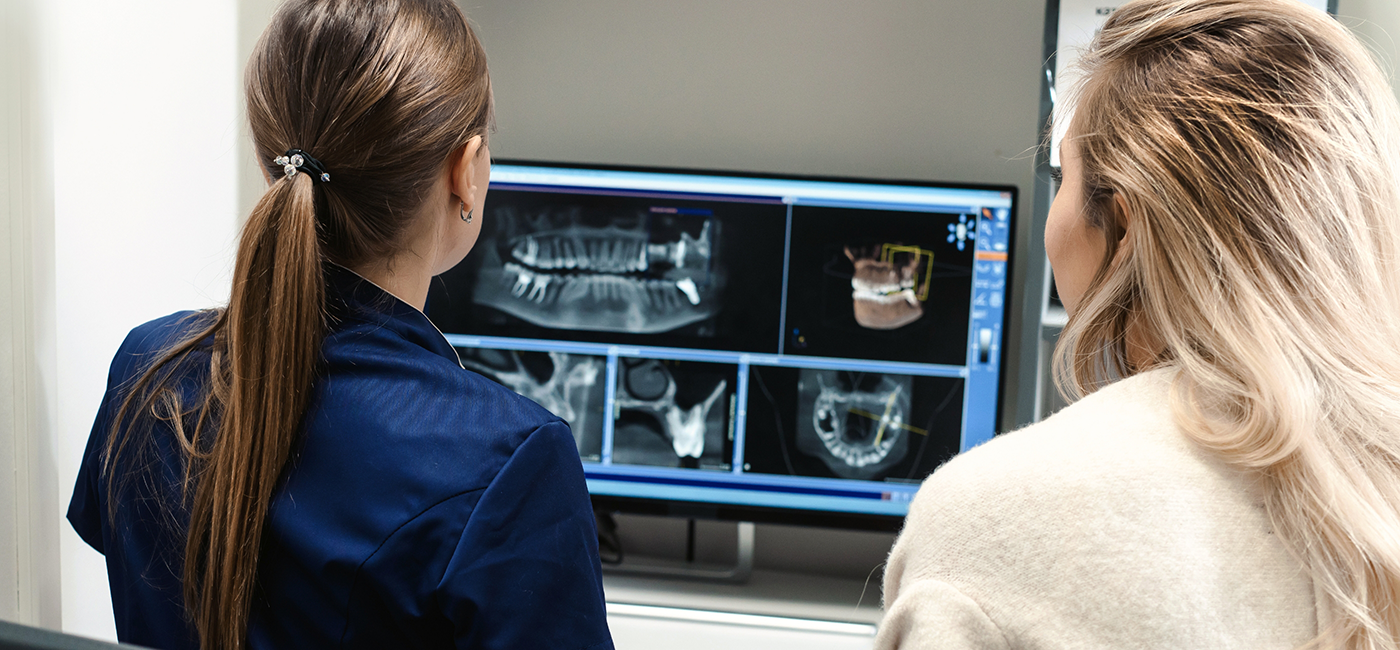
[{"xmin": 427, "ymin": 160, "xmax": 1016, "ymax": 531}]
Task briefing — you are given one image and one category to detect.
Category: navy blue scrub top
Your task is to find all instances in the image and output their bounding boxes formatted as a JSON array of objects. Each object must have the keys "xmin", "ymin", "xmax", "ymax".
[{"xmin": 67, "ymin": 266, "xmax": 614, "ymax": 650}]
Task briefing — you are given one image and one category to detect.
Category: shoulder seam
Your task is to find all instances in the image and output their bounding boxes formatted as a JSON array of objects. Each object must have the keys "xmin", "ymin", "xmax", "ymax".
[
  {"xmin": 895, "ymin": 578, "xmax": 1013, "ymax": 650},
  {"xmin": 336, "ymin": 485, "xmax": 489, "ymax": 647}
]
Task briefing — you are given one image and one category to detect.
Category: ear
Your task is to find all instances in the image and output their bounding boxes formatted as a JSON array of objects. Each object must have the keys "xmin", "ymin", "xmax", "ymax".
[
  {"xmin": 1111, "ymin": 192, "xmax": 1136, "ymax": 264},
  {"xmin": 448, "ymin": 135, "xmax": 485, "ymax": 214},
  {"xmin": 1113, "ymin": 193, "xmax": 1134, "ymax": 247}
]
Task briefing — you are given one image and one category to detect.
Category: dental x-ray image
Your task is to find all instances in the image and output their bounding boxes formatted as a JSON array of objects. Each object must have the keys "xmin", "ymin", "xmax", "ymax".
[
  {"xmin": 427, "ymin": 188, "xmax": 788, "ymax": 353},
  {"xmin": 741, "ymin": 366, "xmax": 963, "ymax": 483},
  {"xmin": 783, "ymin": 205, "xmax": 975, "ymax": 366},
  {"xmin": 611, "ymin": 358, "xmax": 735, "ymax": 471},
  {"xmin": 455, "ymin": 347, "xmax": 607, "ymax": 461}
]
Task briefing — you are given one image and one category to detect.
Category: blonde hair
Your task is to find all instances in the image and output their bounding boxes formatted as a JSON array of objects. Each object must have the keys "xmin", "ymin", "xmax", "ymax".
[{"xmin": 1056, "ymin": 1, "xmax": 1400, "ymax": 647}]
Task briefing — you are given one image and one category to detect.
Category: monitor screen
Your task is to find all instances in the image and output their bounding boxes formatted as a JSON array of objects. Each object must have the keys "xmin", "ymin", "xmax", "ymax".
[{"xmin": 427, "ymin": 161, "xmax": 1016, "ymax": 530}]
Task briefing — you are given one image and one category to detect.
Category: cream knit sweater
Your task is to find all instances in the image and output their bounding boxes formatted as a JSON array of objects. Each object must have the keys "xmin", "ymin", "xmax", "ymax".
[{"xmin": 876, "ymin": 368, "xmax": 1320, "ymax": 649}]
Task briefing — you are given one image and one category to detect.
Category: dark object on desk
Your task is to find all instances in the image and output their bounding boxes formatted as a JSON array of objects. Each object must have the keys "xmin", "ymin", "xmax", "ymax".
[
  {"xmin": 597, "ymin": 510, "xmax": 624, "ymax": 565},
  {"xmin": 0, "ymin": 620, "xmax": 152, "ymax": 650}
]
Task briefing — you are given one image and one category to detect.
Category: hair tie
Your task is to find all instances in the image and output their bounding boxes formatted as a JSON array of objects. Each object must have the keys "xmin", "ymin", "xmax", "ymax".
[{"xmin": 273, "ymin": 149, "xmax": 331, "ymax": 183}]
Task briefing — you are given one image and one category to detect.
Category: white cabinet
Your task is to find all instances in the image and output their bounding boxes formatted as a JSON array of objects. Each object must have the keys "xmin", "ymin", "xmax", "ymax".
[
  {"xmin": 608, "ymin": 603, "xmax": 876, "ymax": 650},
  {"xmin": 602, "ymin": 569, "xmax": 882, "ymax": 650}
]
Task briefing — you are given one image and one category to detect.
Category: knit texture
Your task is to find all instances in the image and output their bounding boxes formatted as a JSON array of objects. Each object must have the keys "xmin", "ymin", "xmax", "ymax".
[{"xmin": 876, "ymin": 368, "xmax": 1319, "ymax": 649}]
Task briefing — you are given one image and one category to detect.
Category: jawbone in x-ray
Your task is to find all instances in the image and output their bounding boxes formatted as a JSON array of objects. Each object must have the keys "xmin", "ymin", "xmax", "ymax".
[
  {"xmin": 473, "ymin": 205, "xmax": 724, "ymax": 334},
  {"xmin": 457, "ymin": 348, "xmax": 606, "ymax": 459},
  {"xmin": 612, "ymin": 359, "xmax": 733, "ymax": 470},
  {"xmin": 795, "ymin": 369, "xmax": 913, "ymax": 480}
]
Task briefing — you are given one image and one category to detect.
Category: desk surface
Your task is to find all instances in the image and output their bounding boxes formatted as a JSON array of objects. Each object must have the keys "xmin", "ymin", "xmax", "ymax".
[{"xmin": 603, "ymin": 567, "xmax": 884, "ymax": 625}]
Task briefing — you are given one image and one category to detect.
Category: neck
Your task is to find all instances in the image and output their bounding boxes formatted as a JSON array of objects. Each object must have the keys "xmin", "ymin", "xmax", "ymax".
[{"xmin": 349, "ymin": 255, "xmax": 433, "ymax": 311}]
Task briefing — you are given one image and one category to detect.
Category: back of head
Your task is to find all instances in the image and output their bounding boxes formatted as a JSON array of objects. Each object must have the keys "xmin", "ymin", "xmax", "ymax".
[
  {"xmin": 247, "ymin": 0, "xmax": 492, "ymax": 267},
  {"xmin": 104, "ymin": 1, "xmax": 493, "ymax": 647},
  {"xmin": 1058, "ymin": 1, "xmax": 1400, "ymax": 647}
]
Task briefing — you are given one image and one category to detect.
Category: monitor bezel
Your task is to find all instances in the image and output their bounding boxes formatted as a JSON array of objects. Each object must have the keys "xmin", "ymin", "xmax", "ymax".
[{"xmin": 482, "ymin": 157, "xmax": 1020, "ymax": 532}]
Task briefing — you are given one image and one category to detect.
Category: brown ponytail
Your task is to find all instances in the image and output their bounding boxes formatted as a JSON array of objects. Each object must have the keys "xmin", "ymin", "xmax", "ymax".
[
  {"xmin": 103, "ymin": 0, "xmax": 493, "ymax": 647},
  {"xmin": 183, "ymin": 172, "xmax": 324, "ymax": 649}
]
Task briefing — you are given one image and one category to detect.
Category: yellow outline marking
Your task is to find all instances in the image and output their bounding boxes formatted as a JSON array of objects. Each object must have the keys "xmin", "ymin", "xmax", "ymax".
[
  {"xmin": 880, "ymin": 244, "xmax": 935, "ymax": 301},
  {"xmin": 849, "ymin": 407, "xmax": 928, "ymax": 442}
]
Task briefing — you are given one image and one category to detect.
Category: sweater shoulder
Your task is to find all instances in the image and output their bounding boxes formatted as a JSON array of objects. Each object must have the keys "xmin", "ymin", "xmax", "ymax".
[{"xmin": 920, "ymin": 368, "xmax": 1200, "ymax": 503}]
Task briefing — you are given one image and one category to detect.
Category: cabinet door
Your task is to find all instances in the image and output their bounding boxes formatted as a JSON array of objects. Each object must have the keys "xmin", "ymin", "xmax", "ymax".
[{"xmin": 608, "ymin": 604, "xmax": 876, "ymax": 650}]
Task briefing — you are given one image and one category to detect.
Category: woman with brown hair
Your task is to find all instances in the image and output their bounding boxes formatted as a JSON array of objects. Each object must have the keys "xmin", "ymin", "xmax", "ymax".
[
  {"xmin": 879, "ymin": 1, "xmax": 1400, "ymax": 648},
  {"xmin": 65, "ymin": 1, "xmax": 613, "ymax": 648}
]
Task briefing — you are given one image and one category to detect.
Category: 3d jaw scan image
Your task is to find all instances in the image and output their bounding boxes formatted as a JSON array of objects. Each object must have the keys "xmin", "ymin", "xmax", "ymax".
[
  {"xmin": 426, "ymin": 189, "xmax": 788, "ymax": 353},
  {"xmin": 845, "ymin": 244, "xmax": 933, "ymax": 331},
  {"xmin": 611, "ymin": 358, "xmax": 735, "ymax": 471},
  {"xmin": 456, "ymin": 347, "xmax": 606, "ymax": 460},
  {"xmin": 783, "ymin": 205, "xmax": 975, "ymax": 366},
  {"xmin": 742, "ymin": 366, "xmax": 963, "ymax": 483}
]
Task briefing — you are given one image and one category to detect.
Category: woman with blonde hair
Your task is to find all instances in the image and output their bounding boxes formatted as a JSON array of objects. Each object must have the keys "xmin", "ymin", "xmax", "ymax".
[
  {"xmin": 65, "ymin": 1, "xmax": 613, "ymax": 648},
  {"xmin": 878, "ymin": 0, "xmax": 1400, "ymax": 648}
]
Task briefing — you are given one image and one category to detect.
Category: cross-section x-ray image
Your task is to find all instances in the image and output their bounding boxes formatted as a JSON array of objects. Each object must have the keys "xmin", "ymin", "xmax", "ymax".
[
  {"xmin": 795, "ymin": 369, "xmax": 913, "ymax": 479},
  {"xmin": 456, "ymin": 347, "xmax": 606, "ymax": 460},
  {"xmin": 741, "ymin": 366, "xmax": 963, "ymax": 483},
  {"xmin": 783, "ymin": 205, "xmax": 975, "ymax": 366},
  {"xmin": 611, "ymin": 358, "xmax": 735, "ymax": 471},
  {"xmin": 426, "ymin": 188, "xmax": 789, "ymax": 353}
]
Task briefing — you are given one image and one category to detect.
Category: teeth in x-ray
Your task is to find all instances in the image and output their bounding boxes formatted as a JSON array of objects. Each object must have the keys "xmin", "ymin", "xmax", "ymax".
[
  {"xmin": 851, "ymin": 278, "xmax": 919, "ymax": 306},
  {"xmin": 794, "ymin": 369, "xmax": 912, "ymax": 480},
  {"xmin": 510, "ymin": 227, "xmax": 651, "ymax": 274},
  {"xmin": 675, "ymin": 278, "xmax": 701, "ymax": 305},
  {"xmin": 812, "ymin": 374, "xmax": 905, "ymax": 468},
  {"xmin": 504, "ymin": 262, "xmax": 698, "ymax": 308},
  {"xmin": 475, "ymin": 215, "xmax": 722, "ymax": 334}
]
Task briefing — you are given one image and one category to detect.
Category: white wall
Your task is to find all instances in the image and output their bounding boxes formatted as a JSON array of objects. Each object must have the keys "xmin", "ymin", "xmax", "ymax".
[
  {"xmin": 1339, "ymin": 0, "xmax": 1400, "ymax": 106},
  {"xmin": 38, "ymin": 0, "xmax": 241, "ymax": 640}
]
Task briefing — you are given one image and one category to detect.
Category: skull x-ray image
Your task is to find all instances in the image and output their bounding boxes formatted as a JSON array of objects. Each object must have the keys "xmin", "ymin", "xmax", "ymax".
[
  {"xmin": 611, "ymin": 359, "xmax": 734, "ymax": 470},
  {"xmin": 472, "ymin": 204, "xmax": 724, "ymax": 335},
  {"xmin": 456, "ymin": 347, "xmax": 606, "ymax": 460},
  {"xmin": 795, "ymin": 369, "xmax": 913, "ymax": 479}
]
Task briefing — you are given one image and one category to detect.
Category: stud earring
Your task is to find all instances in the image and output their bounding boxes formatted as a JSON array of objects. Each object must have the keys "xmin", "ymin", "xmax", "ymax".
[{"xmin": 460, "ymin": 202, "xmax": 473, "ymax": 224}]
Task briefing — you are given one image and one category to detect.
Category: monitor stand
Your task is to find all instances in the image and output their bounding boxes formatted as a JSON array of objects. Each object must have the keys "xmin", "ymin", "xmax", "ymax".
[{"xmin": 603, "ymin": 520, "xmax": 754, "ymax": 584}]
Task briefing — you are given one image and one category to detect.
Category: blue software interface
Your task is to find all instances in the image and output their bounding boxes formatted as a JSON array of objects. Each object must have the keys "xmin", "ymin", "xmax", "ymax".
[{"xmin": 426, "ymin": 163, "xmax": 1014, "ymax": 517}]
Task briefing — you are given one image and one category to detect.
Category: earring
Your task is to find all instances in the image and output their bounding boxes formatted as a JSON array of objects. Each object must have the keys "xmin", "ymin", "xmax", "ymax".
[{"xmin": 460, "ymin": 202, "xmax": 473, "ymax": 224}]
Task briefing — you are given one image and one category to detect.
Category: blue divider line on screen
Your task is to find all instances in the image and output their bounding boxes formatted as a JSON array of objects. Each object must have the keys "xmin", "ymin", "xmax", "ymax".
[
  {"xmin": 585, "ymin": 461, "xmax": 921, "ymax": 496},
  {"xmin": 491, "ymin": 165, "xmax": 1015, "ymax": 211},
  {"xmin": 789, "ymin": 198, "xmax": 995, "ymax": 215},
  {"xmin": 585, "ymin": 479, "xmax": 912, "ymax": 517},
  {"xmin": 960, "ymin": 267, "xmax": 979, "ymax": 452},
  {"xmin": 601, "ymin": 352, "xmax": 619, "ymax": 465},
  {"xmin": 443, "ymin": 335, "xmax": 969, "ymax": 379},
  {"xmin": 488, "ymin": 182, "xmax": 787, "ymax": 206},
  {"xmin": 588, "ymin": 469, "xmax": 882, "ymax": 500},
  {"xmin": 776, "ymin": 202, "xmax": 795, "ymax": 355},
  {"xmin": 731, "ymin": 358, "xmax": 751, "ymax": 474}
]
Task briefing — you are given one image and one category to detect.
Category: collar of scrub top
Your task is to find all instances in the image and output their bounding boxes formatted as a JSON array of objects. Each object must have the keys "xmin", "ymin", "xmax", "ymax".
[{"xmin": 324, "ymin": 263, "xmax": 462, "ymax": 368}]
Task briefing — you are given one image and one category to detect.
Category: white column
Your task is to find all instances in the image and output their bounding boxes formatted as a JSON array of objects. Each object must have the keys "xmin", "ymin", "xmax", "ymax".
[
  {"xmin": 1, "ymin": 0, "xmax": 61, "ymax": 630},
  {"xmin": 41, "ymin": 0, "xmax": 241, "ymax": 640}
]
